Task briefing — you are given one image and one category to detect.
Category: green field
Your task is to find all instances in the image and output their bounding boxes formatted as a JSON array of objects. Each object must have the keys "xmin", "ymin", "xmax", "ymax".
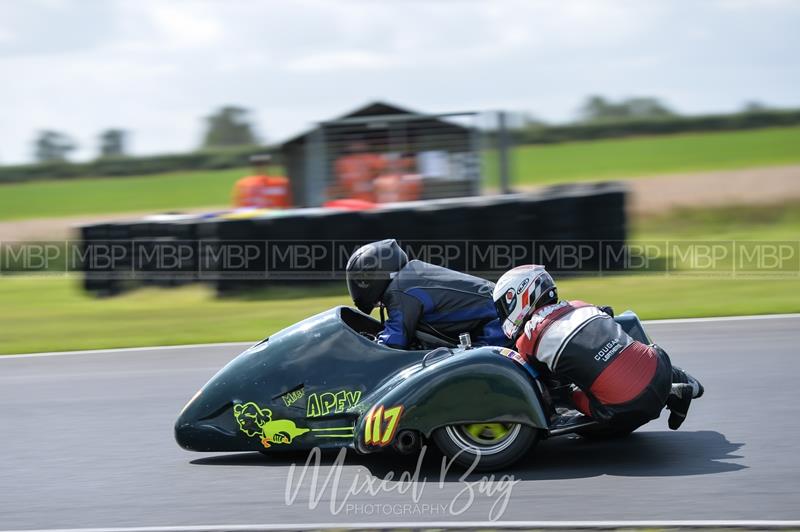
[
  {"xmin": 2, "ymin": 202, "xmax": 798, "ymax": 355},
  {"xmin": 3, "ymin": 126, "xmax": 800, "ymax": 221},
  {"xmin": 495, "ymin": 125, "xmax": 800, "ymax": 186},
  {"xmin": 0, "ymin": 167, "xmax": 249, "ymax": 221}
]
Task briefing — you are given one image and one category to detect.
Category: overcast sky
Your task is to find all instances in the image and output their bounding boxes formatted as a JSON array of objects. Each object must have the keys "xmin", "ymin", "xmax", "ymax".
[{"xmin": 0, "ymin": 0, "xmax": 798, "ymax": 164}]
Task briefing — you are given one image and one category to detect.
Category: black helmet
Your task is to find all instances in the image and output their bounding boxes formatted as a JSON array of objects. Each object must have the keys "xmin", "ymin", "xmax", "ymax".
[{"xmin": 346, "ymin": 239, "xmax": 408, "ymax": 314}]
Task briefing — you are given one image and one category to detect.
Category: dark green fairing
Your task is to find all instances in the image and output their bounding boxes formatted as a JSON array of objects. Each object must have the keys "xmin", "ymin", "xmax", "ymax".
[
  {"xmin": 355, "ymin": 347, "xmax": 549, "ymax": 453},
  {"xmin": 175, "ymin": 305, "xmax": 653, "ymax": 454},
  {"xmin": 175, "ymin": 307, "xmax": 427, "ymax": 452}
]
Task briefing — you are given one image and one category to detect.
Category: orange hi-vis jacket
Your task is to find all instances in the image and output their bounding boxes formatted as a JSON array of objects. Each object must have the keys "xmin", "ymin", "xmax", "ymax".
[
  {"xmin": 334, "ymin": 153, "xmax": 385, "ymax": 202},
  {"xmin": 232, "ymin": 174, "xmax": 292, "ymax": 209}
]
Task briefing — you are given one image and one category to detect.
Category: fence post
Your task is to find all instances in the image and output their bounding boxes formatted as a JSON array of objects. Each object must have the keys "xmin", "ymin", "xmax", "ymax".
[
  {"xmin": 497, "ymin": 111, "xmax": 512, "ymax": 194},
  {"xmin": 305, "ymin": 126, "xmax": 327, "ymax": 207}
]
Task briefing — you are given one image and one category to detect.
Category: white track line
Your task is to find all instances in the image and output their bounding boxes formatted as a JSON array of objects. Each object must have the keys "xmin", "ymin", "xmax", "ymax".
[
  {"xmin": 4, "ymin": 520, "xmax": 800, "ymax": 532},
  {"xmin": 0, "ymin": 342, "xmax": 253, "ymax": 360},
  {"xmin": 2, "ymin": 313, "xmax": 799, "ymax": 360},
  {"xmin": 645, "ymin": 313, "xmax": 800, "ymax": 325}
]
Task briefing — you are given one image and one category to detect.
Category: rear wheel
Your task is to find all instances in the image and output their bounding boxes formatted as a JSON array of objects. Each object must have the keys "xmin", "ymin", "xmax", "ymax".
[{"xmin": 431, "ymin": 422, "xmax": 539, "ymax": 471}]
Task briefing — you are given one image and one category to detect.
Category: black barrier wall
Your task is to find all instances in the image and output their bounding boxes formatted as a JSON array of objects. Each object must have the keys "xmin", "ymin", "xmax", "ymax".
[{"xmin": 78, "ymin": 182, "xmax": 627, "ymax": 296}]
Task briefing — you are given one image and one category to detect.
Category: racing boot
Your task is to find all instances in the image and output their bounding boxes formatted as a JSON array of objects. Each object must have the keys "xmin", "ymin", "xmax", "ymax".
[
  {"xmin": 674, "ymin": 366, "xmax": 704, "ymax": 399},
  {"xmin": 666, "ymin": 383, "xmax": 693, "ymax": 429},
  {"xmin": 666, "ymin": 367, "xmax": 704, "ymax": 430}
]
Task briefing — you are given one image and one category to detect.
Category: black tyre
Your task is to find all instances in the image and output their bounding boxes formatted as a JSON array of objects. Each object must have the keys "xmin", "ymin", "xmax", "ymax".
[{"xmin": 431, "ymin": 422, "xmax": 539, "ymax": 472}]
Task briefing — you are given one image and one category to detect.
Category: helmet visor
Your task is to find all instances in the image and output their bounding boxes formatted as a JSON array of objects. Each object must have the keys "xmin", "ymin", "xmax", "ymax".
[{"xmin": 494, "ymin": 288, "xmax": 517, "ymax": 323}]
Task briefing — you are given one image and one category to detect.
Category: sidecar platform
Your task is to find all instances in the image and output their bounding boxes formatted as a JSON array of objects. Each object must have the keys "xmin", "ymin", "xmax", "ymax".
[{"xmin": 548, "ymin": 411, "xmax": 598, "ymax": 436}]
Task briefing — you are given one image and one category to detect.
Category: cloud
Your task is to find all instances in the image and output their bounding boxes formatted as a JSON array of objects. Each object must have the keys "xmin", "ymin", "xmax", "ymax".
[
  {"xmin": 715, "ymin": 0, "xmax": 800, "ymax": 9},
  {"xmin": 148, "ymin": 3, "xmax": 224, "ymax": 49},
  {"xmin": 0, "ymin": 27, "xmax": 13, "ymax": 45},
  {"xmin": 0, "ymin": 0, "xmax": 798, "ymax": 164},
  {"xmin": 278, "ymin": 0, "xmax": 668, "ymax": 73},
  {"xmin": 0, "ymin": 0, "xmax": 116, "ymax": 57},
  {"xmin": 287, "ymin": 50, "xmax": 398, "ymax": 72}
]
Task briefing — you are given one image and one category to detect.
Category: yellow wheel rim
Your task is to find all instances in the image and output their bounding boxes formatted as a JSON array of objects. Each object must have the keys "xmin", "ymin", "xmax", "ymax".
[{"xmin": 463, "ymin": 423, "xmax": 512, "ymax": 443}]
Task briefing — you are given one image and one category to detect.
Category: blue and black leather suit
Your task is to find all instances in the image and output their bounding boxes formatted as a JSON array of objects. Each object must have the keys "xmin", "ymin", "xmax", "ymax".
[{"xmin": 378, "ymin": 260, "xmax": 508, "ymax": 349}]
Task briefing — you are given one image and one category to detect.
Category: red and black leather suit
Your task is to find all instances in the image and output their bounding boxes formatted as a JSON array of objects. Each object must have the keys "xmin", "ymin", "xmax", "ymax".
[{"xmin": 515, "ymin": 300, "xmax": 673, "ymax": 429}]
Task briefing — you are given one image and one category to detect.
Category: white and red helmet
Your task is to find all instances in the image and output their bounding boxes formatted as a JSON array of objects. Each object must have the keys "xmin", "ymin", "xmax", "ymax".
[{"xmin": 492, "ymin": 265, "xmax": 557, "ymax": 340}]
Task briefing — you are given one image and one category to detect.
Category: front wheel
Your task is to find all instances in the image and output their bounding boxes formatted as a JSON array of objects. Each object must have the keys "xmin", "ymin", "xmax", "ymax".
[{"xmin": 431, "ymin": 422, "xmax": 539, "ymax": 472}]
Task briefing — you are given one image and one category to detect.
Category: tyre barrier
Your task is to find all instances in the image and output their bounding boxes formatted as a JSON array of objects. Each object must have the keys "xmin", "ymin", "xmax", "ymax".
[{"xmin": 78, "ymin": 182, "xmax": 627, "ymax": 296}]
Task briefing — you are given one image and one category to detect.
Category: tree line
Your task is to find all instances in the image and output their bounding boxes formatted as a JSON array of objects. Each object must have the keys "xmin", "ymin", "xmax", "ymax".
[
  {"xmin": 31, "ymin": 106, "xmax": 260, "ymax": 163},
  {"xmin": 24, "ymin": 97, "xmax": 780, "ymax": 164}
]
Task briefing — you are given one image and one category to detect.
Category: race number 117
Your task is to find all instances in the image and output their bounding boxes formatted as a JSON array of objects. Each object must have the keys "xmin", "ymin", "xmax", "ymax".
[{"xmin": 364, "ymin": 405, "xmax": 404, "ymax": 446}]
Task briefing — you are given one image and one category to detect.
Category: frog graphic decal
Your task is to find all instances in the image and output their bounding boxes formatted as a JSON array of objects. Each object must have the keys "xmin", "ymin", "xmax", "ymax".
[{"xmin": 233, "ymin": 402, "xmax": 310, "ymax": 448}]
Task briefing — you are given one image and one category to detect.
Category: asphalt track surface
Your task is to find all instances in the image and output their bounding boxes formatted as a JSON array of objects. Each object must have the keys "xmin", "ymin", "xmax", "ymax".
[{"xmin": 1, "ymin": 315, "xmax": 799, "ymax": 529}]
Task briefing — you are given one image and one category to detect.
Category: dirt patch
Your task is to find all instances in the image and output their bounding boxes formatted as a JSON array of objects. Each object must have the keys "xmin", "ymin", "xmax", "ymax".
[
  {"xmin": 0, "ymin": 207, "xmax": 225, "ymax": 242},
  {"xmin": 627, "ymin": 164, "xmax": 800, "ymax": 216}
]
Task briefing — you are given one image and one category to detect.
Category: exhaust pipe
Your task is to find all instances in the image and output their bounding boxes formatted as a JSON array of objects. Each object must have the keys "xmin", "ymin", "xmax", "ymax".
[{"xmin": 393, "ymin": 430, "xmax": 421, "ymax": 455}]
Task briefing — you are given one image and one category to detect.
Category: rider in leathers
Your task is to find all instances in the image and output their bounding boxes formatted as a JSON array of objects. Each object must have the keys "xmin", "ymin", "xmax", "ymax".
[
  {"xmin": 493, "ymin": 265, "xmax": 704, "ymax": 430},
  {"xmin": 346, "ymin": 239, "xmax": 507, "ymax": 349}
]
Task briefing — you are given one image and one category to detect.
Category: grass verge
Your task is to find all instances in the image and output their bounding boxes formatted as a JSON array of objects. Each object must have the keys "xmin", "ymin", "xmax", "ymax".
[
  {"xmin": 0, "ymin": 280, "xmax": 350, "ymax": 354},
  {"xmin": 0, "ymin": 274, "xmax": 797, "ymax": 355},
  {"xmin": 633, "ymin": 201, "xmax": 800, "ymax": 241}
]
